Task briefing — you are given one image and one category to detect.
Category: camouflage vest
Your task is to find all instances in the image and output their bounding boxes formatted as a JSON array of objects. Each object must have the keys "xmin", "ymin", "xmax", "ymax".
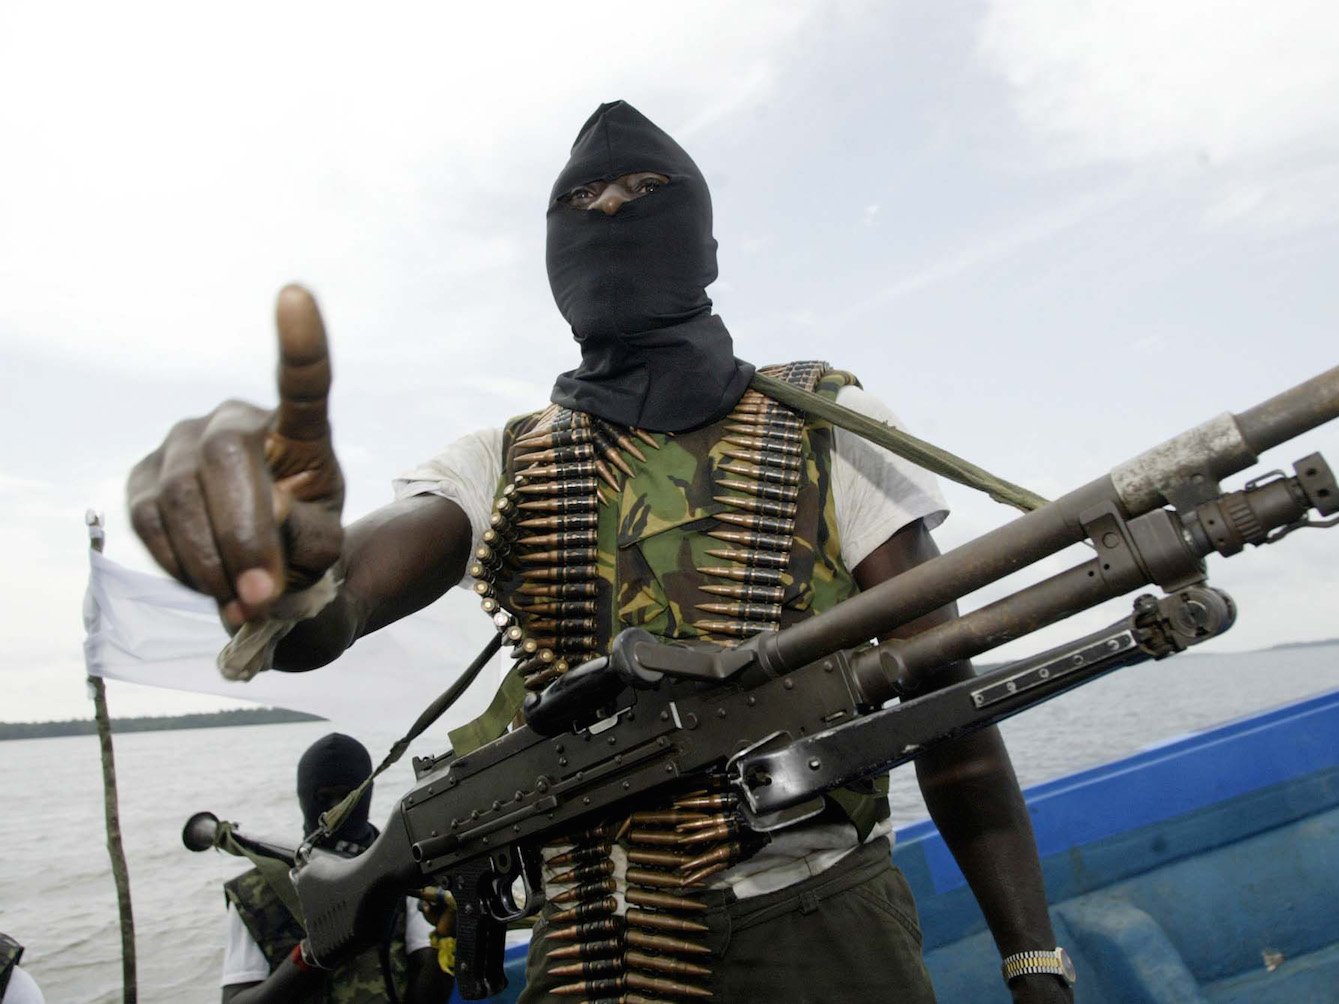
[
  {"xmin": 224, "ymin": 868, "xmax": 408, "ymax": 1003},
  {"xmin": 0, "ymin": 932, "xmax": 22, "ymax": 998},
  {"xmin": 469, "ymin": 361, "xmax": 888, "ymax": 836}
]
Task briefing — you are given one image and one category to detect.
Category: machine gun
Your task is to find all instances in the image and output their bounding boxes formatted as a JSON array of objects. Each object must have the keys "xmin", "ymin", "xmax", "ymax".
[{"xmin": 293, "ymin": 366, "xmax": 1339, "ymax": 999}]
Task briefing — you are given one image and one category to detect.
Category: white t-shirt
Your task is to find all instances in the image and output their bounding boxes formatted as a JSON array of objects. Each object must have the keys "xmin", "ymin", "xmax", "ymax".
[
  {"xmin": 392, "ymin": 384, "xmax": 948, "ymax": 900},
  {"xmin": 220, "ymin": 898, "xmax": 433, "ymax": 987},
  {"xmin": 2, "ymin": 967, "xmax": 44, "ymax": 1004},
  {"xmin": 393, "ymin": 384, "xmax": 947, "ymax": 577}
]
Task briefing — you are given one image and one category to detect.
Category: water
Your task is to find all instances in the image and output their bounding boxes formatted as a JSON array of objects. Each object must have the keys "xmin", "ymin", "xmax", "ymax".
[{"xmin": 2, "ymin": 644, "xmax": 1336, "ymax": 1003}]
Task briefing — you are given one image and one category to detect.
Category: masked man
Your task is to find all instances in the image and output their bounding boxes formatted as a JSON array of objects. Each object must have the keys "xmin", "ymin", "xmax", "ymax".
[
  {"xmin": 221, "ymin": 733, "xmax": 455, "ymax": 1003},
  {"xmin": 130, "ymin": 102, "xmax": 1073, "ymax": 1003}
]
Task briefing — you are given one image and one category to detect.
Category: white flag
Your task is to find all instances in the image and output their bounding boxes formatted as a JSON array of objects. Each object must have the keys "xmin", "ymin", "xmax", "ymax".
[{"xmin": 82, "ymin": 549, "xmax": 502, "ymax": 734}]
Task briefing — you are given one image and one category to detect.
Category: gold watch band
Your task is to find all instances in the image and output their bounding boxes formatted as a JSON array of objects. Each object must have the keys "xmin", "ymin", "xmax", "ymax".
[{"xmin": 1001, "ymin": 947, "xmax": 1076, "ymax": 986}]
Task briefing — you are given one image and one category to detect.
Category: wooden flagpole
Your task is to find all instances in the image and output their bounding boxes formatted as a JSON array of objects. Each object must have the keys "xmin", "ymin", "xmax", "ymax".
[{"xmin": 85, "ymin": 509, "xmax": 137, "ymax": 1003}]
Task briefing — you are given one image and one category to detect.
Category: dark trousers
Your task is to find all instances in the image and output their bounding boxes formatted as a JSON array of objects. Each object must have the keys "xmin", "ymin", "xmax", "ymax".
[{"xmin": 518, "ymin": 837, "xmax": 937, "ymax": 1003}]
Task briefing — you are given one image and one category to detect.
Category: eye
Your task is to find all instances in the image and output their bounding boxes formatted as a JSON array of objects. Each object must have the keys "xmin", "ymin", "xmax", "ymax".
[
  {"xmin": 563, "ymin": 185, "xmax": 597, "ymax": 206},
  {"xmin": 634, "ymin": 176, "xmax": 665, "ymax": 194}
]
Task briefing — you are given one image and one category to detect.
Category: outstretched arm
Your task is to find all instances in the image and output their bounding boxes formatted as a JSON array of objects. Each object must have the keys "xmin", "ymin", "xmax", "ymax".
[
  {"xmin": 126, "ymin": 285, "xmax": 475, "ymax": 672},
  {"xmin": 854, "ymin": 518, "xmax": 1072, "ymax": 1004}
]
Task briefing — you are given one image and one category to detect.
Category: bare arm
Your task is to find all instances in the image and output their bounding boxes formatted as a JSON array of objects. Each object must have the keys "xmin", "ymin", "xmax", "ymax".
[
  {"xmin": 854, "ymin": 519, "xmax": 1072, "ymax": 1004},
  {"xmin": 274, "ymin": 493, "xmax": 474, "ymax": 671}
]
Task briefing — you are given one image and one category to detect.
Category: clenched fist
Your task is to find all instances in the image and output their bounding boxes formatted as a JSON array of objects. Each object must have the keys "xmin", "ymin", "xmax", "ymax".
[{"xmin": 127, "ymin": 285, "xmax": 344, "ymax": 626}]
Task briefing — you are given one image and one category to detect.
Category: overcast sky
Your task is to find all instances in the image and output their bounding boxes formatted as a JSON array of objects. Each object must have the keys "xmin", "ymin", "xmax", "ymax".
[{"xmin": 2, "ymin": 1, "xmax": 1336, "ymax": 722}]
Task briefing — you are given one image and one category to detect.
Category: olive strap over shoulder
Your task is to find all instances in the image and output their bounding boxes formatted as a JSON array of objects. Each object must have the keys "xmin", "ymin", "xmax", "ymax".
[{"xmin": 748, "ymin": 370, "xmax": 1047, "ymax": 514}]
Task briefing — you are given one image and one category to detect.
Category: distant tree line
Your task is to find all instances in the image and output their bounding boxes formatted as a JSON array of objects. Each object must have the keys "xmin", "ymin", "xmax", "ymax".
[{"xmin": 0, "ymin": 706, "xmax": 325, "ymax": 741}]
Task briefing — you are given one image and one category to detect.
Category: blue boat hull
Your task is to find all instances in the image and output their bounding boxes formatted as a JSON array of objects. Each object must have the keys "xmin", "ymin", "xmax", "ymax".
[{"xmin": 456, "ymin": 688, "xmax": 1339, "ymax": 1002}]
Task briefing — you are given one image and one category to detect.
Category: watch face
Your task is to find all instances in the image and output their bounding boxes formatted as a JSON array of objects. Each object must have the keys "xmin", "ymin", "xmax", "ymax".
[{"xmin": 1056, "ymin": 947, "xmax": 1077, "ymax": 984}]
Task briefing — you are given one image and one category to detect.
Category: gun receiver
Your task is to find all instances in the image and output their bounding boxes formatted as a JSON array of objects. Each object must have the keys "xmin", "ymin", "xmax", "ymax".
[{"xmin": 293, "ymin": 365, "xmax": 1339, "ymax": 999}]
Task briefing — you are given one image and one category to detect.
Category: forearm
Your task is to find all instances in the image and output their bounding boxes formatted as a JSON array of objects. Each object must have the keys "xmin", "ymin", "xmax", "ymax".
[
  {"xmin": 273, "ymin": 495, "xmax": 472, "ymax": 671},
  {"xmin": 914, "ymin": 700, "xmax": 1054, "ymax": 953}
]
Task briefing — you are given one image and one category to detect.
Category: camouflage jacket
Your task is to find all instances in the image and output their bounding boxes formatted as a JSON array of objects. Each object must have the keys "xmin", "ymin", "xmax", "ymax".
[
  {"xmin": 469, "ymin": 361, "xmax": 888, "ymax": 837},
  {"xmin": 224, "ymin": 868, "xmax": 408, "ymax": 1003}
]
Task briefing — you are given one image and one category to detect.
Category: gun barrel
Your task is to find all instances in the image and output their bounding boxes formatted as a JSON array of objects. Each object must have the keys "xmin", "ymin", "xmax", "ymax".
[
  {"xmin": 1237, "ymin": 365, "xmax": 1339, "ymax": 456},
  {"xmin": 760, "ymin": 367, "xmax": 1339, "ymax": 676},
  {"xmin": 182, "ymin": 811, "xmax": 220, "ymax": 852}
]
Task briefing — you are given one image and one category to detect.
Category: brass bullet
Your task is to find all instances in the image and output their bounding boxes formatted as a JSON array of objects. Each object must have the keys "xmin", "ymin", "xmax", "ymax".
[
  {"xmin": 527, "ymin": 617, "xmax": 599, "ymax": 635},
  {"xmin": 550, "ymin": 878, "xmax": 617, "ymax": 906},
  {"xmin": 695, "ymin": 619, "xmax": 772, "ymax": 638},
  {"xmin": 518, "ymin": 581, "xmax": 599, "ymax": 598},
  {"xmin": 518, "ymin": 548, "xmax": 599, "ymax": 565},
  {"xmin": 679, "ymin": 842, "xmax": 741, "ymax": 872},
  {"xmin": 713, "ymin": 511, "xmax": 796, "ymax": 534},
  {"xmin": 697, "ymin": 566, "xmax": 784, "ymax": 586},
  {"xmin": 546, "ymin": 843, "xmax": 612, "ymax": 868},
  {"xmin": 626, "ymin": 829, "xmax": 688, "ymax": 847},
  {"xmin": 489, "ymin": 511, "xmax": 517, "ymax": 535},
  {"xmin": 513, "ymin": 599, "xmax": 599, "ymax": 617},
  {"xmin": 549, "ymin": 896, "xmax": 618, "ymax": 925},
  {"xmin": 697, "ymin": 585, "xmax": 785, "ymax": 606},
  {"xmin": 682, "ymin": 862, "xmax": 731, "ymax": 886},
  {"xmin": 726, "ymin": 421, "xmax": 802, "ymax": 443},
  {"xmin": 624, "ymin": 889, "xmax": 708, "ymax": 913},
  {"xmin": 675, "ymin": 813, "xmax": 735, "ymax": 832},
  {"xmin": 546, "ymin": 937, "xmax": 623, "ymax": 961},
  {"xmin": 624, "ymin": 867, "xmax": 686, "ymax": 889},
  {"xmin": 716, "ymin": 477, "xmax": 800, "ymax": 504},
  {"xmin": 625, "ymin": 949, "xmax": 713, "ymax": 979},
  {"xmin": 481, "ymin": 529, "xmax": 515, "ymax": 550},
  {"xmin": 625, "ymin": 972, "xmax": 713, "ymax": 998},
  {"xmin": 674, "ymin": 793, "xmax": 736, "ymax": 811},
  {"xmin": 589, "ymin": 457, "xmax": 620, "ymax": 493},
  {"xmin": 517, "ymin": 495, "xmax": 599, "ymax": 513},
  {"xmin": 625, "ymin": 930, "xmax": 713, "ymax": 957},
  {"xmin": 519, "ymin": 462, "xmax": 598, "ymax": 482},
  {"xmin": 707, "ymin": 528, "xmax": 791, "ymax": 551},
  {"xmin": 712, "ymin": 492, "xmax": 792, "ymax": 519},
  {"xmin": 546, "ymin": 956, "xmax": 624, "ymax": 980},
  {"xmin": 720, "ymin": 448, "xmax": 804, "ymax": 473},
  {"xmin": 517, "ymin": 513, "xmax": 600, "ymax": 532},
  {"xmin": 724, "ymin": 434, "xmax": 801, "ymax": 456},
  {"xmin": 631, "ymin": 427, "xmax": 660, "ymax": 449},
  {"xmin": 591, "ymin": 425, "xmax": 640, "ymax": 473},
  {"xmin": 512, "ymin": 427, "xmax": 592, "ymax": 451},
  {"xmin": 515, "ymin": 531, "xmax": 597, "ymax": 549},
  {"xmin": 545, "ymin": 917, "xmax": 624, "ymax": 942},
  {"xmin": 516, "ymin": 478, "xmax": 599, "ymax": 497},
  {"xmin": 551, "ymin": 976, "xmax": 623, "ymax": 997},
  {"xmin": 718, "ymin": 462, "xmax": 801, "ymax": 490},
  {"xmin": 703, "ymin": 548, "xmax": 789, "ymax": 570},
  {"xmin": 625, "ymin": 843, "xmax": 693, "ymax": 866},
  {"xmin": 521, "ymin": 566, "xmax": 598, "ymax": 582},
  {"xmin": 515, "ymin": 444, "xmax": 595, "ymax": 468},
  {"xmin": 679, "ymin": 823, "xmax": 738, "ymax": 846},
  {"xmin": 549, "ymin": 859, "xmax": 616, "ymax": 886},
  {"xmin": 511, "ymin": 637, "xmax": 540, "ymax": 659},
  {"xmin": 696, "ymin": 601, "xmax": 783, "ymax": 621},
  {"xmin": 625, "ymin": 909, "xmax": 710, "ymax": 934},
  {"xmin": 601, "ymin": 424, "xmax": 649, "ymax": 463}
]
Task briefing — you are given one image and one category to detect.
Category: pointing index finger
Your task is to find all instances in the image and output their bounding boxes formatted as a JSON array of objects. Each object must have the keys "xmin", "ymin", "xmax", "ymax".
[{"xmin": 274, "ymin": 284, "xmax": 332, "ymax": 442}]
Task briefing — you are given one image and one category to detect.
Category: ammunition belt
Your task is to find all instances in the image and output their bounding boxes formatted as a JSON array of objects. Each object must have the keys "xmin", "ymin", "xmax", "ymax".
[
  {"xmin": 539, "ymin": 781, "xmax": 765, "ymax": 1000},
  {"xmin": 470, "ymin": 409, "xmax": 660, "ymax": 691},
  {"xmin": 697, "ymin": 360, "xmax": 824, "ymax": 644}
]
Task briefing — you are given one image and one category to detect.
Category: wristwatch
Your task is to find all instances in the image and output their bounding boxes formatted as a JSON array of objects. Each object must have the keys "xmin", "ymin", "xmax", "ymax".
[{"xmin": 1001, "ymin": 946, "xmax": 1076, "ymax": 986}]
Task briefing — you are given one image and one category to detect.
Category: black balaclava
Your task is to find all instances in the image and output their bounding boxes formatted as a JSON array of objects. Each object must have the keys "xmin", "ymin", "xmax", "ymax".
[
  {"xmin": 297, "ymin": 732, "xmax": 375, "ymax": 849},
  {"xmin": 547, "ymin": 100, "xmax": 754, "ymax": 432}
]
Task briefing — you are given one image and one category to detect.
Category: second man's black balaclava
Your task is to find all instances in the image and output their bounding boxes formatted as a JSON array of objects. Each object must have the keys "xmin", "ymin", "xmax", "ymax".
[
  {"xmin": 547, "ymin": 100, "xmax": 754, "ymax": 432},
  {"xmin": 297, "ymin": 732, "xmax": 375, "ymax": 849}
]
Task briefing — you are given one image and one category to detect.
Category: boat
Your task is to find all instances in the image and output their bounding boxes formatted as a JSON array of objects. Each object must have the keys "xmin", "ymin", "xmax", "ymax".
[{"xmin": 459, "ymin": 686, "xmax": 1339, "ymax": 1002}]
